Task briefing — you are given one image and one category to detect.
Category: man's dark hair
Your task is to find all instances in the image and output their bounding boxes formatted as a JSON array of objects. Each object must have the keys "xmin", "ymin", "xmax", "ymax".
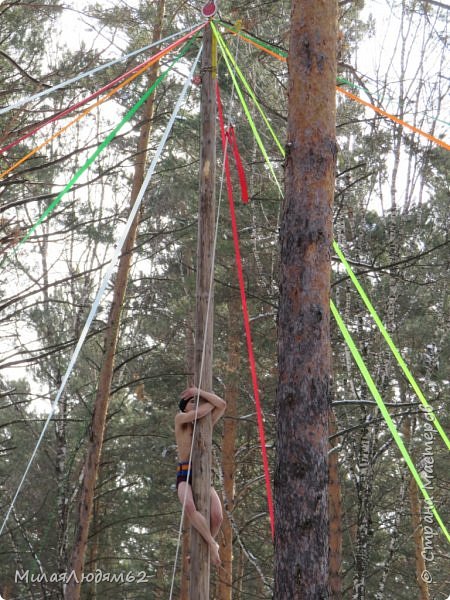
[{"xmin": 179, "ymin": 397, "xmax": 193, "ymax": 412}]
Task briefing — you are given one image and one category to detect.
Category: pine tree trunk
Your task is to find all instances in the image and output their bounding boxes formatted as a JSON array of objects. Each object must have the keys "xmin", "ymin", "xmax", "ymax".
[
  {"xmin": 64, "ymin": 3, "xmax": 165, "ymax": 597},
  {"xmin": 218, "ymin": 294, "xmax": 241, "ymax": 600},
  {"xmin": 274, "ymin": 1, "xmax": 337, "ymax": 598},
  {"xmin": 410, "ymin": 477, "xmax": 431, "ymax": 600},
  {"xmin": 3, "ymin": 585, "xmax": 11, "ymax": 599},
  {"xmin": 85, "ymin": 496, "xmax": 100, "ymax": 600}
]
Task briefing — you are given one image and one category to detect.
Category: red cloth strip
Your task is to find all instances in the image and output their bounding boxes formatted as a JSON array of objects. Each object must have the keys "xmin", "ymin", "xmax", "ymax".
[
  {"xmin": 226, "ymin": 126, "xmax": 249, "ymax": 203},
  {"xmin": 216, "ymin": 81, "xmax": 275, "ymax": 538}
]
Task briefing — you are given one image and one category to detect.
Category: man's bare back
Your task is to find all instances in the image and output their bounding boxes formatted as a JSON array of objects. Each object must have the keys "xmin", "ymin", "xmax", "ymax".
[{"xmin": 174, "ymin": 387, "xmax": 226, "ymax": 461}]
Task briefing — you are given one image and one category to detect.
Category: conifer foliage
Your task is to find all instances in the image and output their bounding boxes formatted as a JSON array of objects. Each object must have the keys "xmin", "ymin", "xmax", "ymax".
[{"xmin": 0, "ymin": 1, "xmax": 449, "ymax": 599}]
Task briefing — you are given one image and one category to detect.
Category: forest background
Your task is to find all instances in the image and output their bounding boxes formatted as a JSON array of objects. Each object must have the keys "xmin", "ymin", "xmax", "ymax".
[{"xmin": 0, "ymin": 0, "xmax": 448, "ymax": 598}]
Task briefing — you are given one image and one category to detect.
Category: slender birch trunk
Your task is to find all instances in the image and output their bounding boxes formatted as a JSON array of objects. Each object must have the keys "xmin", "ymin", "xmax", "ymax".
[
  {"xmin": 36, "ymin": 155, "xmax": 72, "ymax": 596},
  {"xmin": 374, "ymin": 470, "xmax": 407, "ymax": 599},
  {"xmin": 352, "ymin": 418, "xmax": 375, "ymax": 600},
  {"xmin": 409, "ymin": 462, "xmax": 431, "ymax": 600}
]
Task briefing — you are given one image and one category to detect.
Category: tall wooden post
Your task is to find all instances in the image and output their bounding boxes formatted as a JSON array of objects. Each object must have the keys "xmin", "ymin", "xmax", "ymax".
[{"xmin": 190, "ymin": 20, "xmax": 216, "ymax": 600}]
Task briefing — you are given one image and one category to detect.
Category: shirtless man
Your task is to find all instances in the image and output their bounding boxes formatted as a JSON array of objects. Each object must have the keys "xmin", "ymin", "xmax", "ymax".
[{"xmin": 175, "ymin": 386, "xmax": 226, "ymax": 567}]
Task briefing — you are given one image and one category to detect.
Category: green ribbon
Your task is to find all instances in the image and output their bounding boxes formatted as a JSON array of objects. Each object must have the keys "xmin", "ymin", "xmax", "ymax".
[
  {"xmin": 217, "ymin": 21, "xmax": 288, "ymax": 60},
  {"xmin": 212, "ymin": 23, "xmax": 284, "ymax": 157},
  {"xmin": 211, "ymin": 21, "xmax": 283, "ymax": 197},
  {"xmin": 2, "ymin": 32, "xmax": 200, "ymax": 268},
  {"xmin": 333, "ymin": 240, "xmax": 450, "ymax": 451},
  {"xmin": 212, "ymin": 26, "xmax": 450, "ymax": 541},
  {"xmin": 218, "ymin": 20, "xmax": 450, "ymax": 128},
  {"xmin": 212, "ymin": 26, "xmax": 449, "ymax": 453},
  {"xmin": 331, "ymin": 299, "xmax": 450, "ymax": 543}
]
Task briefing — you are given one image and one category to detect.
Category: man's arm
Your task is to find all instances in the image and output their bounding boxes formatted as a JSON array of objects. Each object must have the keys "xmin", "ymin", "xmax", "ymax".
[
  {"xmin": 175, "ymin": 401, "xmax": 214, "ymax": 425},
  {"xmin": 180, "ymin": 387, "xmax": 226, "ymax": 424}
]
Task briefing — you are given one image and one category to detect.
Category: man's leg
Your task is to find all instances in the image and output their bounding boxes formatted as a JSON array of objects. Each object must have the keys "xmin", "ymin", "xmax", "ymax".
[
  {"xmin": 210, "ymin": 486, "xmax": 223, "ymax": 538},
  {"xmin": 177, "ymin": 481, "xmax": 221, "ymax": 566}
]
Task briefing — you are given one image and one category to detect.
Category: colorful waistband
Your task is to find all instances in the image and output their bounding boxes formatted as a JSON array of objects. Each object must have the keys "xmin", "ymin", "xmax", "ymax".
[{"xmin": 177, "ymin": 462, "xmax": 191, "ymax": 472}]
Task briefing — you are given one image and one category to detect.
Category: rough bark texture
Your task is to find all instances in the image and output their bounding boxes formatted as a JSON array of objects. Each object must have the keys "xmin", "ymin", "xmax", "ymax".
[
  {"xmin": 190, "ymin": 22, "xmax": 216, "ymax": 600},
  {"xmin": 64, "ymin": 4, "xmax": 165, "ymax": 597},
  {"xmin": 274, "ymin": 1, "xmax": 337, "ymax": 598},
  {"xmin": 85, "ymin": 497, "xmax": 100, "ymax": 600}
]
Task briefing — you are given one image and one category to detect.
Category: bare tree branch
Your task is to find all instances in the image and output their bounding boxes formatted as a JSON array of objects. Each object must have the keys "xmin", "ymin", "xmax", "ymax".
[{"xmin": 0, "ymin": 49, "xmax": 51, "ymax": 89}]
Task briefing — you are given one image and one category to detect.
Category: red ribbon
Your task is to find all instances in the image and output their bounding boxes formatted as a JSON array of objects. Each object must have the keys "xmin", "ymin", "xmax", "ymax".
[
  {"xmin": 226, "ymin": 125, "xmax": 249, "ymax": 203},
  {"xmin": 0, "ymin": 23, "xmax": 207, "ymax": 157},
  {"xmin": 215, "ymin": 82, "xmax": 249, "ymax": 204},
  {"xmin": 216, "ymin": 81, "xmax": 275, "ymax": 539}
]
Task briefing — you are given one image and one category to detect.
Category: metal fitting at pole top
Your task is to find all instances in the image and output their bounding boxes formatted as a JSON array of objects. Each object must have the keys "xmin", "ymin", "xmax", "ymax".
[{"xmin": 201, "ymin": 1, "xmax": 218, "ymax": 19}]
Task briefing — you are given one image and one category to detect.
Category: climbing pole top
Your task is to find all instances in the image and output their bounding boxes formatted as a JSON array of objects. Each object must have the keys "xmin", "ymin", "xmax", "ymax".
[{"xmin": 202, "ymin": 1, "xmax": 218, "ymax": 19}]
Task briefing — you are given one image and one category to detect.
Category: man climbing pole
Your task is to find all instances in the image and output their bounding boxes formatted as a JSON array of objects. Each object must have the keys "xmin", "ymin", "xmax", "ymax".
[{"xmin": 174, "ymin": 387, "xmax": 226, "ymax": 567}]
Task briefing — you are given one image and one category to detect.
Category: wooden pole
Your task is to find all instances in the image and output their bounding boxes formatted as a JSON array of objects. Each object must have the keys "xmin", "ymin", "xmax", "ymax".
[{"xmin": 190, "ymin": 21, "xmax": 216, "ymax": 600}]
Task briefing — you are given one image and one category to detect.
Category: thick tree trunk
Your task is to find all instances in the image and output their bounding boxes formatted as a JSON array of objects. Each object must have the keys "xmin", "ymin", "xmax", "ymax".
[
  {"xmin": 274, "ymin": 1, "xmax": 337, "ymax": 598},
  {"xmin": 180, "ymin": 516, "xmax": 191, "ymax": 600},
  {"xmin": 64, "ymin": 4, "xmax": 165, "ymax": 598},
  {"xmin": 1, "ymin": 584, "xmax": 12, "ymax": 600},
  {"xmin": 85, "ymin": 496, "xmax": 100, "ymax": 600}
]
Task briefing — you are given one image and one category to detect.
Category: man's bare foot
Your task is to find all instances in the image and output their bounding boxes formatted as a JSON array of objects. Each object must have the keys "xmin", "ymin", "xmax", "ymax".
[{"xmin": 210, "ymin": 541, "xmax": 221, "ymax": 566}]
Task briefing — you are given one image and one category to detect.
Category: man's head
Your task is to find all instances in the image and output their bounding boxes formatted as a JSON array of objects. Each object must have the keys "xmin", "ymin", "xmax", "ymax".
[{"xmin": 179, "ymin": 397, "xmax": 194, "ymax": 412}]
